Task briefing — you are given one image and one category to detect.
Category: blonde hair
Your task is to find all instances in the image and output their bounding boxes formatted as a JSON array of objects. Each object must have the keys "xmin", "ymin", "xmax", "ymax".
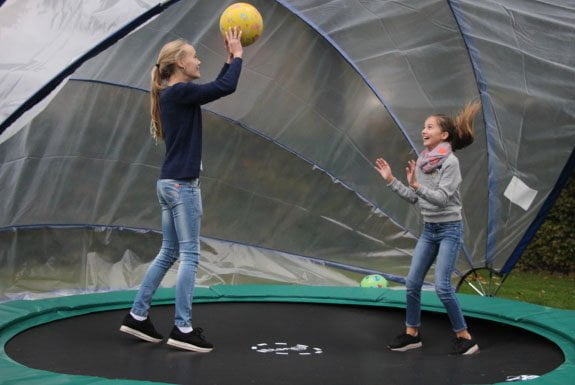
[
  {"xmin": 431, "ymin": 101, "xmax": 481, "ymax": 151},
  {"xmin": 150, "ymin": 39, "xmax": 189, "ymax": 141}
]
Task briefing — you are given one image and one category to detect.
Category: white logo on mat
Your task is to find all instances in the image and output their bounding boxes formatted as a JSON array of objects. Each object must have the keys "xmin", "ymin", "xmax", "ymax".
[{"xmin": 252, "ymin": 342, "xmax": 323, "ymax": 356}]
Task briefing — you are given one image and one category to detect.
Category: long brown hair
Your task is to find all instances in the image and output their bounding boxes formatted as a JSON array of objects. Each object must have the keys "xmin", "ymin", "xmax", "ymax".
[
  {"xmin": 431, "ymin": 101, "xmax": 481, "ymax": 151},
  {"xmin": 150, "ymin": 39, "xmax": 189, "ymax": 141}
]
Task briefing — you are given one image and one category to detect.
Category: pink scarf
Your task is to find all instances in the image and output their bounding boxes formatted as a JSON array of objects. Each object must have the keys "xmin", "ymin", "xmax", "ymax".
[{"xmin": 417, "ymin": 142, "xmax": 452, "ymax": 173}]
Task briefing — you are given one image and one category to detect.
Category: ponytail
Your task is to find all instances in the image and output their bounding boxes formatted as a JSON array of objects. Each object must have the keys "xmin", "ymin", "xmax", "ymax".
[
  {"xmin": 149, "ymin": 39, "xmax": 189, "ymax": 141},
  {"xmin": 432, "ymin": 101, "xmax": 481, "ymax": 151},
  {"xmin": 150, "ymin": 64, "xmax": 163, "ymax": 141},
  {"xmin": 452, "ymin": 101, "xmax": 481, "ymax": 150}
]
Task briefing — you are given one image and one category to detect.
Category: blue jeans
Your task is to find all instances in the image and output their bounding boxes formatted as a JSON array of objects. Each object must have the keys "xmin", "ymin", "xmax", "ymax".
[
  {"xmin": 131, "ymin": 179, "xmax": 202, "ymax": 327},
  {"xmin": 405, "ymin": 221, "xmax": 467, "ymax": 332}
]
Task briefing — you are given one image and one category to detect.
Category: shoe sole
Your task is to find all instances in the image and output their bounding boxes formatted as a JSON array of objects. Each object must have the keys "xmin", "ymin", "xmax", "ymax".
[
  {"xmin": 462, "ymin": 344, "xmax": 480, "ymax": 355},
  {"xmin": 119, "ymin": 325, "xmax": 162, "ymax": 343},
  {"xmin": 388, "ymin": 342, "xmax": 423, "ymax": 352},
  {"xmin": 167, "ymin": 338, "xmax": 213, "ymax": 353}
]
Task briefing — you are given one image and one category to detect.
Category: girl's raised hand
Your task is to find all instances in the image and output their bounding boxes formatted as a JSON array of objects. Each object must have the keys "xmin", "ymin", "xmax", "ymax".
[
  {"xmin": 406, "ymin": 160, "xmax": 420, "ymax": 191},
  {"xmin": 225, "ymin": 26, "xmax": 243, "ymax": 61},
  {"xmin": 374, "ymin": 158, "xmax": 394, "ymax": 184}
]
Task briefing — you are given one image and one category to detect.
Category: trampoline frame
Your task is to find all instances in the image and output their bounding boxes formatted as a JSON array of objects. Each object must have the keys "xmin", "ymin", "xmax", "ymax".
[{"xmin": 1, "ymin": 285, "xmax": 574, "ymax": 385}]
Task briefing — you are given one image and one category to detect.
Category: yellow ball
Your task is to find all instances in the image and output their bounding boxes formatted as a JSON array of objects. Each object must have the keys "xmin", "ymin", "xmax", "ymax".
[{"xmin": 219, "ymin": 3, "xmax": 264, "ymax": 47}]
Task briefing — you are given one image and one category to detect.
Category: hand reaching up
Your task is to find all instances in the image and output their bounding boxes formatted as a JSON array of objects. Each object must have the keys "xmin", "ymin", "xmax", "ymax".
[
  {"xmin": 374, "ymin": 158, "xmax": 394, "ymax": 184},
  {"xmin": 406, "ymin": 160, "xmax": 420, "ymax": 191},
  {"xmin": 225, "ymin": 26, "xmax": 243, "ymax": 62}
]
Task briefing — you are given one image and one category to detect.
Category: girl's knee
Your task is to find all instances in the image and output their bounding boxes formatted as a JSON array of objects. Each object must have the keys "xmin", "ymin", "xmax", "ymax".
[
  {"xmin": 405, "ymin": 277, "xmax": 423, "ymax": 292},
  {"xmin": 178, "ymin": 242, "xmax": 200, "ymax": 265},
  {"xmin": 435, "ymin": 283, "xmax": 455, "ymax": 299},
  {"xmin": 155, "ymin": 247, "xmax": 179, "ymax": 266}
]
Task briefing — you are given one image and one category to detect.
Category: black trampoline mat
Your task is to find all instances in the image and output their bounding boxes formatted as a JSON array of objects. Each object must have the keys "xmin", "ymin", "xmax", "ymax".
[{"xmin": 6, "ymin": 302, "xmax": 564, "ymax": 385}]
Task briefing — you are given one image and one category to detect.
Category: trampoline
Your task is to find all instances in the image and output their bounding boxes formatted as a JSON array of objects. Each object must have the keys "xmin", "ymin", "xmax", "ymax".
[{"xmin": 2, "ymin": 286, "xmax": 574, "ymax": 385}]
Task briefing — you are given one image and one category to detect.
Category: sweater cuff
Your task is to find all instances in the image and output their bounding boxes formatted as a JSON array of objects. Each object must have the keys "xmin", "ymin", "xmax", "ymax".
[
  {"xmin": 414, "ymin": 184, "xmax": 426, "ymax": 196},
  {"xmin": 387, "ymin": 178, "xmax": 399, "ymax": 188}
]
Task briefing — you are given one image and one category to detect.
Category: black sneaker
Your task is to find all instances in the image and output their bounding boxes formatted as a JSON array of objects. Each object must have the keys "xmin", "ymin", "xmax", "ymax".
[
  {"xmin": 387, "ymin": 333, "xmax": 422, "ymax": 352},
  {"xmin": 119, "ymin": 313, "xmax": 163, "ymax": 343},
  {"xmin": 453, "ymin": 337, "xmax": 479, "ymax": 355},
  {"xmin": 167, "ymin": 326, "xmax": 214, "ymax": 353}
]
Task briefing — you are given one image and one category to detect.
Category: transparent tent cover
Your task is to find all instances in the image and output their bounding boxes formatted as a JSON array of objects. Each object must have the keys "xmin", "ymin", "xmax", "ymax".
[{"xmin": 0, "ymin": 0, "xmax": 574, "ymax": 301}]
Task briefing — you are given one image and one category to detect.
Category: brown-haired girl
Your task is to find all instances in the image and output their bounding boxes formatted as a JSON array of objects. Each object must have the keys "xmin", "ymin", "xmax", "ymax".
[{"xmin": 375, "ymin": 102, "xmax": 481, "ymax": 355}]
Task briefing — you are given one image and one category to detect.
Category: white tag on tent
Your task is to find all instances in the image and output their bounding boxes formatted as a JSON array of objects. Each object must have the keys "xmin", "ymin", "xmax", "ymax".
[{"xmin": 504, "ymin": 176, "xmax": 538, "ymax": 211}]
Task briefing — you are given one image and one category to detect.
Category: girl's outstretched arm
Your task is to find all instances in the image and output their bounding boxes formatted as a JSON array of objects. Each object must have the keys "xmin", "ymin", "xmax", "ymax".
[
  {"xmin": 375, "ymin": 157, "xmax": 394, "ymax": 184},
  {"xmin": 375, "ymin": 157, "xmax": 418, "ymax": 204}
]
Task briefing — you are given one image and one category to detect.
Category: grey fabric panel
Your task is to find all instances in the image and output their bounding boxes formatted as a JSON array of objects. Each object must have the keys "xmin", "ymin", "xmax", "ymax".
[
  {"xmin": 453, "ymin": 0, "xmax": 575, "ymax": 263},
  {"xmin": 0, "ymin": 0, "xmax": 158, "ymax": 125}
]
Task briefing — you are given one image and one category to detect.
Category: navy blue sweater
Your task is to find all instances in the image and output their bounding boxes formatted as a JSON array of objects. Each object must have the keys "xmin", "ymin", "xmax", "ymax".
[{"xmin": 159, "ymin": 57, "xmax": 243, "ymax": 179}]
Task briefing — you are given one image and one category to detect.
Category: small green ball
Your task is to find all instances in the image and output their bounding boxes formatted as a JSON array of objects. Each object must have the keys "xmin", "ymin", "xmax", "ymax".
[{"xmin": 360, "ymin": 274, "xmax": 388, "ymax": 288}]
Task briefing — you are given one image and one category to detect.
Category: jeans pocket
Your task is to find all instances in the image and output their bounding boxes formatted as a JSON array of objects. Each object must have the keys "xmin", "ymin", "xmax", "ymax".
[
  {"xmin": 186, "ymin": 186, "xmax": 203, "ymax": 217},
  {"xmin": 448, "ymin": 222, "xmax": 463, "ymax": 240},
  {"xmin": 159, "ymin": 181, "xmax": 182, "ymax": 208}
]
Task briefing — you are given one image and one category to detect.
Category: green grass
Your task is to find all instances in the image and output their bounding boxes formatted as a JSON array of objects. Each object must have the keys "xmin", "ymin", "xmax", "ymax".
[
  {"xmin": 458, "ymin": 270, "xmax": 575, "ymax": 310},
  {"xmin": 329, "ymin": 265, "xmax": 575, "ymax": 310}
]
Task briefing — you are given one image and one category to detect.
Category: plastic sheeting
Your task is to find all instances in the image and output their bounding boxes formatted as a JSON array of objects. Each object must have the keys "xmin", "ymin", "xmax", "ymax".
[
  {"xmin": 0, "ymin": 0, "xmax": 163, "ymax": 137},
  {"xmin": 0, "ymin": 227, "xmax": 360, "ymax": 301},
  {"xmin": 0, "ymin": 0, "xmax": 574, "ymax": 300}
]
